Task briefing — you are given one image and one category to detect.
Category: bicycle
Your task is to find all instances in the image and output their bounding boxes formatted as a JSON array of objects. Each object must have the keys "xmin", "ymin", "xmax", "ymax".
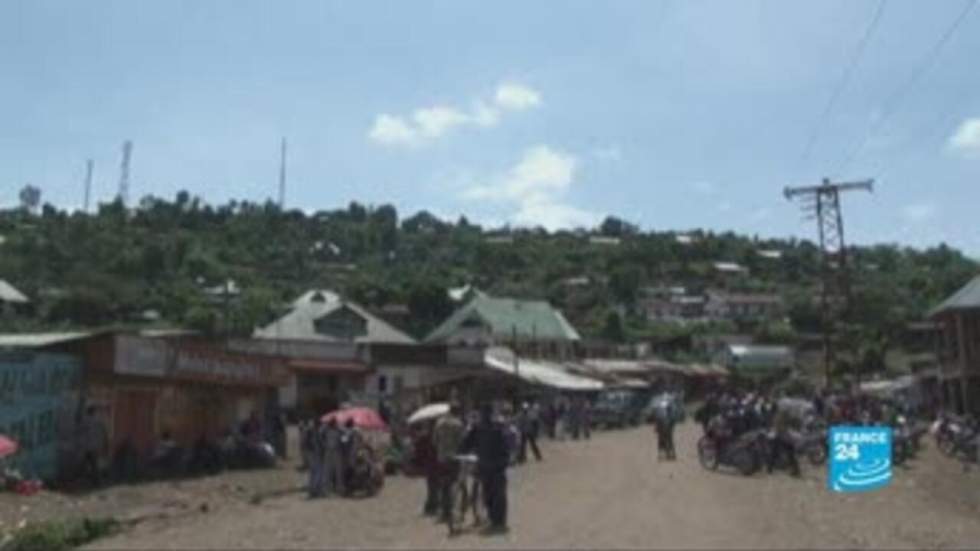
[{"xmin": 447, "ymin": 454, "xmax": 483, "ymax": 536}]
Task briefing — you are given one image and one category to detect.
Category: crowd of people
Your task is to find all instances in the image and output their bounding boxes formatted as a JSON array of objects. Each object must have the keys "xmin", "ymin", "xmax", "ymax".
[
  {"xmin": 300, "ymin": 416, "xmax": 384, "ymax": 498},
  {"xmin": 406, "ymin": 397, "xmax": 575, "ymax": 535}
]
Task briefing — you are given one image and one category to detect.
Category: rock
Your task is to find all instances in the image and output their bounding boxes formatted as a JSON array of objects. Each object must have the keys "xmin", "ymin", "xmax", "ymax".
[{"xmin": 199, "ymin": 503, "xmax": 210, "ymax": 513}]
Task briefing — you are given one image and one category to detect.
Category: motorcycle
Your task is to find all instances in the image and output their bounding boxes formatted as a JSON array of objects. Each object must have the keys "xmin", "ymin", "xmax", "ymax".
[
  {"xmin": 936, "ymin": 419, "xmax": 979, "ymax": 462},
  {"xmin": 933, "ymin": 414, "xmax": 976, "ymax": 457},
  {"xmin": 221, "ymin": 436, "xmax": 277, "ymax": 470},
  {"xmin": 797, "ymin": 428, "xmax": 828, "ymax": 466},
  {"xmin": 697, "ymin": 429, "xmax": 761, "ymax": 476}
]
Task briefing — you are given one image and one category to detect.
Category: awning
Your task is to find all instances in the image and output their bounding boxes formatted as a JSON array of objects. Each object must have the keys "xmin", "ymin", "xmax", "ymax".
[
  {"xmin": 612, "ymin": 377, "xmax": 650, "ymax": 389},
  {"xmin": 687, "ymin": 363, "xmax": 729, "ymax": 377},
  {"xmin": 288, "ymin": 359, "xmax": 370, "ymax": 374},
  {"xmin": 641, "ymin": 359, "xmax": 687, "ymax": 374},
  {"xmin": 485, "ymin": 347, "xmax": 604, "ymax": 391}
]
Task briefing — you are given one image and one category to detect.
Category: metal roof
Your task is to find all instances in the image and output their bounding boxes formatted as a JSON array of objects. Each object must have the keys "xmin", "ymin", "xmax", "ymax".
[
  {"xmin": 484, "ymin": 347, "xmax": 603, "ymax": 391},
  {"xmin": 426, "ymin": 294, "xmax": 581, "ymax": 343},
  {"xmin": 0, "ymin": 332, "xmax": 93, "ymax": 348},
  {"xmin": 583, "ymin": 359, "xmax": 650, "ymax": 374},
  {"xmin": 929, "ymin": 275, "xmax": 980, "ymax": 317},
  {"xmin": 0, "ymin": 280, "xmax": 29, "ymax": 304},
  {"xmin": 256, "ymin": 293, "xmax": 415, "ymax": 344}
]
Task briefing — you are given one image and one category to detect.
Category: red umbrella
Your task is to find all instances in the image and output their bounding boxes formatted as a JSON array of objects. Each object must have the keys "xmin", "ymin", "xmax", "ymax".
[
  {"xmin": 322, "ymin": 407, "xmax": 389, "ymax": 431},
  {"xmin": 0, "ymin": 435, "xmax": 18, "ymax": 458}
]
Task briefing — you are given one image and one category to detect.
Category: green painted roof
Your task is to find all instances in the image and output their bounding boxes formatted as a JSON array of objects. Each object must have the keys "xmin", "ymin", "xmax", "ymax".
[
  {"xmin": 425, "ymin": 294, "xmax": 580, "ymax": 343},
  {"xmin": 929, "ymin": 275, "xmax": 980, "ymax": 318}
]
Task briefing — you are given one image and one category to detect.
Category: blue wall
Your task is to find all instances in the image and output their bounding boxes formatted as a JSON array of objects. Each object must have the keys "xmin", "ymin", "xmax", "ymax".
[{"xmin": 0, "ymin": 352, "xmax": 82, "ymax": 480}]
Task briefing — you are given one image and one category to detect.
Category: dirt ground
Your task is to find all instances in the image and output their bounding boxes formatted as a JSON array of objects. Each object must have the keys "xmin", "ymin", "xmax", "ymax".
[{"xmin": 7, "ymin": 422, "xmax": 980, "ymax": 550}]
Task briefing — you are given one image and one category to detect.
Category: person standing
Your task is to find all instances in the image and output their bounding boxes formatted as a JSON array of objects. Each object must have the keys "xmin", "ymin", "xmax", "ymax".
[
  {"xmin": 339, "ymin": 419, "xmax": 363, "ymax": 496},
  {"xmin": 432, "ymin": 403, "xmax": 465, "ymax": 523},
  {"xmin": 78, "ymin": 406, "xmax": 108, "ymax": 487},
  {"xmin": 518, "ymin": 402, "xmax": 542, "ymax": 462},
  {"xmin": 767, "ymin": 408, "xmax": 800, "ymax": 477},
  {"xmin": 323, "ymin": 418, "xmax": 343, "ymax": 497},
  {"xmin": 307, "ymin": 419, "xmax": 326, "ymax": 498},
  {"xmin": 461, "ymin": 403, "xmax": 511, "ymax": 534},
  {"xmin": 413, "ymin": 423, "xmax": 439, "ymax": 516},
  {"xmin": 582, "ymin": 399, "xmax": 592, "ymax": 440}
]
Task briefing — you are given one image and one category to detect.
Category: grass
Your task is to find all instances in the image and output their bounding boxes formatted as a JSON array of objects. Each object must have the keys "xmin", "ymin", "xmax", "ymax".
[{"xmin": 1, "ymin": 517, "xmax": 120, "ymax": 551}]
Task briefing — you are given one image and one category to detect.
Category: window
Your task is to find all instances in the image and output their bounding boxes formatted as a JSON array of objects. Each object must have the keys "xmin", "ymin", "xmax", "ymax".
[{"xmin": 314, "ymin": 306, "xmax": 368, "ymax": 340}]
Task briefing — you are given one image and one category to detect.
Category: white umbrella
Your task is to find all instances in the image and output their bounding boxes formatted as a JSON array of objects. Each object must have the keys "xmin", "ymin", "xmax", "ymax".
[{"xmin": 408, "ymin": 402, "xmax": 450, "ymax": 425}]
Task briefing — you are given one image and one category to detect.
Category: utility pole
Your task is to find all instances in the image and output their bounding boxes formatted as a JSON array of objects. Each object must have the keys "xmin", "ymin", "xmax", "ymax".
[
  {"xmin": 118, "ymin": 140, "xmax": 133, "ymax": 206},
  {"xmin": 83, "ymin": 159, "xmax": 93, "ymax": 213},
  {"xmin": 278, "ymin": 137, "xmax": 287, "ymax": 209},
  {"xmin": 784, "ymin": 178, "xmax": 873, "ymax": 388}
]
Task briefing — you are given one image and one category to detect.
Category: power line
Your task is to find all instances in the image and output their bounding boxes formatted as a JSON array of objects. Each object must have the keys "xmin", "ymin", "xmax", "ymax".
[
  {"xmin": 833, "ymin": 0, "xmax": 977, "ymax": 177},
  {"xmin": 798, "ymin": 0, "xmax": 888, "ymax": 172}
]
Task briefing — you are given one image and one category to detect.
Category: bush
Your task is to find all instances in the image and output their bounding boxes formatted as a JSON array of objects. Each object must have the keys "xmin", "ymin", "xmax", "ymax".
[{"xmin": 2, "ymin": 518, "xmax": 120, "ymax": 551}]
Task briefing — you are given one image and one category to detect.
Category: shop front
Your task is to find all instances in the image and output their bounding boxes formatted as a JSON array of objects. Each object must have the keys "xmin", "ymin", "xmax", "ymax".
[{"xmin": 84, "ymin": 334, "xmax": 287, "ymax": 458}]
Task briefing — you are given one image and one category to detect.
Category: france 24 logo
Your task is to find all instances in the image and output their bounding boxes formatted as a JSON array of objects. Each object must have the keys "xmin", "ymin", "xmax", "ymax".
[{"xmin": 829, "ymin": 426, "xmax": 892, "ymax": 493}]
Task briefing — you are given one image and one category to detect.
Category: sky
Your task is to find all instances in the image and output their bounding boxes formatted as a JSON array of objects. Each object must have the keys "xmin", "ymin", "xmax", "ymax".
[{"xmin": 3, "ymin": 0, "xmax": 980, "ymax": 253}]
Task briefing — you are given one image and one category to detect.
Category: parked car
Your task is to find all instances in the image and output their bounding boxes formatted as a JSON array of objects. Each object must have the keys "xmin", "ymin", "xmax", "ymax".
[{"xmin": 592, "ymin": 389, "xmax": 651, "ymax": 429}]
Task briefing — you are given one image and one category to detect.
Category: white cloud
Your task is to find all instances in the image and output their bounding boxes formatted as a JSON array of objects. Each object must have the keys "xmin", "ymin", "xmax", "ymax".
[
  {"xmin": 368, "ymin": 114, "xmax": 420, "ymax": 146},
  {"xmin": 460, "ymin": 145, "xmax": 598, "ymax": 230},
  {"xmin": 494, "ymin": 82, "xmax": 542, "ymax": 111},
  {"xmin": 901, "ymin": 202, "xmax": 937, "ymax": 222},
  {"xmin": 368, "ymin": 81, "xmax": 541, "ymax": 147},
  {"xmin": 463, "ymin": 146, "xmax": 576, "ymax": 201},
  {"xmin": 717, "ymin": 202, "xmax": 732, "ymax": 213},
  {"xmin": 514, "ymin": 200, "xmax": 598, "ymax": 229},
  {"xmin": 412, "ymin": 106, "xmax": 469, "ymax": 138},
  {"xmin": 593, "ymin": 146, "xmax": 623, "ymax": 162},
  {"xmin": 471, "ymin": 101, "xmax": 501, "ymax": 128},
  {"xmin": 948, "ymin": 118, "xmax": 980, "ymax": 158}
]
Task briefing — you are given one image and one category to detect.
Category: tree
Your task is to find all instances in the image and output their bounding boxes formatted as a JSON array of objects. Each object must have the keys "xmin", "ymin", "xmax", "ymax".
[
  {"xmin": 18, "ymin": 184, "xmax": 41, "ymax": 213},
  {"xmin": 609, "ymin": 265, "xmax": 644, "ymax": 306},
  {"xmin": 601, "ymin": 311, "xmax": 625, "ymax": 342},
  {"xmin": 599, "ymin": 216, "xmax": 638, "ymax": 237},
  {"xmin": 406, "ymin": 282, "xmax": 455, "ymax": 337}
]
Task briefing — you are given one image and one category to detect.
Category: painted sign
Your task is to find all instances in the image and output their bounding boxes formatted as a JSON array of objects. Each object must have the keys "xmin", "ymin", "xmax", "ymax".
[
  {"xmin": 829, "ymin": 425, "xmax": 893, "ymax": 493},
  {"xmin": 114, "ymin": 335, "xmax": 171, "ymax": 377},
  {"xmin": 173, "ymin": 348, "xmax": 286, "ymax": 386},
  {"xmin": 0, "ymin": 353, "xmax": 81, "ymax": 480}
]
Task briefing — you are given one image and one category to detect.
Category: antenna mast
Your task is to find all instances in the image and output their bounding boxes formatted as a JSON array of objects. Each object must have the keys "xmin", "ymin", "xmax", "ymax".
[
  {"xmin": 278, "ymin": 137, "xmax": 287, "ymax": 209},
  {"xmin": 118, "ymin": 140, "xmax": 133, "ymax": 206},
  {"xmin": 83, "ymin": 159, "xmax": 94, "ymax": 213}
]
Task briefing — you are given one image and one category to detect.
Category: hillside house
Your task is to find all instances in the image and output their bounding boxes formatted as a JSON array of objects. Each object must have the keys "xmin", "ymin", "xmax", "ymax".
[{"xmin": 705, "ymin": 291, "xmax": 783, "ymax": 322}]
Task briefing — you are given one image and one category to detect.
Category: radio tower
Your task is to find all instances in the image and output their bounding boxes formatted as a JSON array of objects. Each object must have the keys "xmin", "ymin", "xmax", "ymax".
[
  {"xmin": 784, "ymin": 178, "xmax": 873, "ymax": 386},
  {"xmin": 118, "ymin": 140, "xmax": 133, "ymax": 206},
  {"xmin": 83, "ymin": 159, "xmax": 94, "ymax": 213},
  {"xmin": 278, "ymin": 137, "xmax": 287, "ymax": 209}
]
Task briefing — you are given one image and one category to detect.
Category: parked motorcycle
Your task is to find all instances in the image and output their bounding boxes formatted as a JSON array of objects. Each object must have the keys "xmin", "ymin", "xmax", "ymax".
[
  {"xmin": 933, "ymin": 413, "xmax": 976, "ymax": 457},
  {"xmin": 797, "ymin": 428, "xmax": 828, "ymax": 466},
  {"xmin": 221, "ymin": 436, "xmax": 277, "ymax": 470},
  {"xmin": 697, "ymin": 430, "xmax": 761, "ymax": 476}
]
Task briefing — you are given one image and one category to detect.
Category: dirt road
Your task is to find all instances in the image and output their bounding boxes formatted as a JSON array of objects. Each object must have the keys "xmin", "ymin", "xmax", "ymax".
[{"xmin": 87, "ymin": 422, "xmax": 980, "ymax": 549}]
